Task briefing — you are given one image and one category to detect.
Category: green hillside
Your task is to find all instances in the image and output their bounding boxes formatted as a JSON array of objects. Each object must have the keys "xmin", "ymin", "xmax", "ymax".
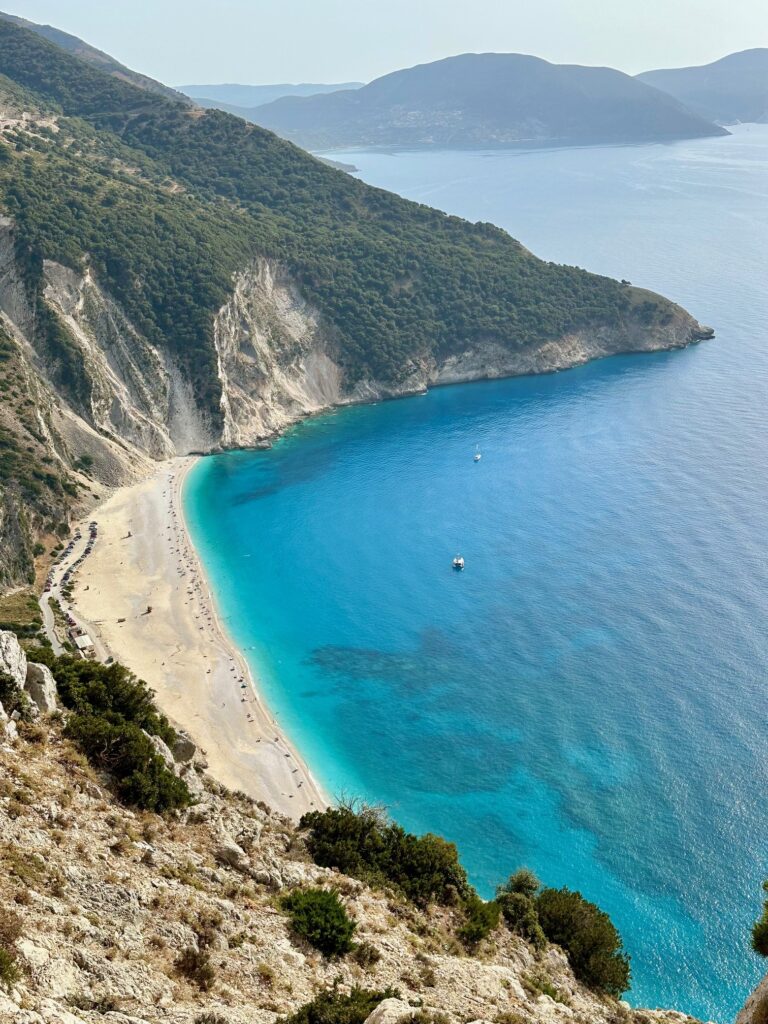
[
  {"xmin": 0, "ymin": 17, "xmax": 706, "ymax": 588},
  {"xmin": 0, "ymin": 19, "xmax": 673, "ymax": 407}
]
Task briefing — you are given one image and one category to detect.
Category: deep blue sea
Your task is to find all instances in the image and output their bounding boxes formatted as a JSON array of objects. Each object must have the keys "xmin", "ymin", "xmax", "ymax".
[{"xmin": 185, "ymin": 125, "xmax": 768, "ymax": 1022}]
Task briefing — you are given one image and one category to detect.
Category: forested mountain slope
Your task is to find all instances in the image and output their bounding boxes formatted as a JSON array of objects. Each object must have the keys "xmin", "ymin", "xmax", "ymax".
[
  {"xmin": 0, "ymin": 18, "xmax": 710, "ymax": 589},
  {"xmin": 0, "ymin": 10, "xmax": 190, "ymax": 103}
]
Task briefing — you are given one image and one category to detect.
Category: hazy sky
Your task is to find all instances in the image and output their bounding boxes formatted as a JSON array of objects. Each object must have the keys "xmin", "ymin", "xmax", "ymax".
[{"xmin": 4, "ymin": 0, "xmax": 767, "ymax": 85}]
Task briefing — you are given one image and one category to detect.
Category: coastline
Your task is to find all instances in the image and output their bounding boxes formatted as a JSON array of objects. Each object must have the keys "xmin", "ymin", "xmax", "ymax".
[{"xmin": 71, "ymin": 455, "xmax": 327, "ymax": 819}]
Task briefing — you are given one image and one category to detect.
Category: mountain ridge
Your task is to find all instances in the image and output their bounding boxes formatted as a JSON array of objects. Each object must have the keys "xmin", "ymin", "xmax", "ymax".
[
  {"xmin": 178, "ymin": 81, "xmax": 364, "ymax": 109},
  {"xmin": 252, "ymin": 51, "xmax": 729, "ymax": 150},
  {"xmin": 0, "ymin": 10, "xmax": 191, "ymax": 104},
  {"xmin": 637, "ymin": 48, "xmax": 768, "ymax": 124}
]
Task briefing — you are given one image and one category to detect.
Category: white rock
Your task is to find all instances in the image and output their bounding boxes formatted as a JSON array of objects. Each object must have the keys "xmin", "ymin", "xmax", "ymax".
[
  {"xmin": 25, "ymin": 662, "xmax": 58, "ymax": 713},
  {"xmin": 33, "ymin": 998, "xmax": 89, "ymax": 1024},
  {"xmin": 179, "ymin": 763, "xmax": 205, "ymax": 800},
  {"xmin": 171, "ymin": 730, "xmax": 197, "ymax": 763},
  {"xmin": 215, "ymin": 835, "xmax": 248, "ymax": 869},
  {"xmin": 144, "ymin": 732, "xmax": 175, "ymax": 767},
  {"xmin": 363, "ymin": 998, "xmax": 415, "ymax": 1024},
  {"xmin": 0, "ymin": 993, "xmax": 21, "ymax": 1016},
  {"xmin": 0, "ymin": 629, "xmax": 27, "ymax": 687},
  {"xmin": 17, "ymin": 938, "xmax": 51, "ymax": 970}
]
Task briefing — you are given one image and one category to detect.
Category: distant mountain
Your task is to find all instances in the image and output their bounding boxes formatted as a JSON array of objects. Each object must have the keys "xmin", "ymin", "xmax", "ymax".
[
  {"xmin": 0, "ymin": 10, "xmax": 190, "ymax": 103},
  {"xmin": 252, "ymin": 52, "xmax": 729, "ymax": 151},
  {"xmin": 637, "ymin": 49, "xmax": 768, "ymax": 124},
  {"xmin": 178, "ymin": 82, "xmax": 363, "ymax": 109}
]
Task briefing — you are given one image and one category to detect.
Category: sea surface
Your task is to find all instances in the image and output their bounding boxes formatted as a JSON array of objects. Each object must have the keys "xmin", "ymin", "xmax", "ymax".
[{"xmin": 185, "ymin": 125, "xmax": 768, "ymax": 1021}]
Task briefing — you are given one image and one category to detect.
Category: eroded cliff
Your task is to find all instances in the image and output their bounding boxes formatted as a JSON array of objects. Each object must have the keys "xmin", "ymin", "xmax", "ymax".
[{"xmin": 0, "ymin": 216, "xmax": 711, "ymax": 589}]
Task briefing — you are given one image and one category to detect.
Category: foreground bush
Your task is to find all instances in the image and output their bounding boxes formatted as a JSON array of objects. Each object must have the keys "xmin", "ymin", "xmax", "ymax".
[
  {"xmin": 497, "ymin": 891, "xmax": 546, "ymax": 950},
  {"xmin": 500, "ymin": 868, "xmax": 540, "ymax": 900},
  {"xmin": 496, "ymin": 869, "xmax": 546, "ymax": 950},
  {"xmin": 281, "ymin": 888, "xmax": 356, "ymax": 957},
  {"xmin": 752, "ymin": 881, "xmax": 768, "ymax": 956},
  {"xmin": 0, "ymin": 947, "xmax": 19, "ymax": 992},
  {"xmin": 0, "ymin": 908, "xmax": 22, "ymax": 992},
  {"xmin": 282, "ymin": 985, "xmax": 399, "ymax": 1024},
  {"xmin": 66, "ymin": 715, "xmax": 191, "ymax": 813},
  {"xmin": 0, "ymin": 671, "xmax": 34, "ymax": 722},
  {"xmin": 299, "ymin": 803, "xmax": 471, "ymax": 906},
  {"xmin": 536, "ymin": 887, "xmax": 630, "ymax": 996},
  {"xmin": 458, "ymin": 893, "xmax": 501, "ymax": 948},
  {"xmin": 28, "ymin": 649, "xmax": 175, "ymax": 743},
  {"xmin": 28, "ymin": 649, "xmax": 190, "ymax": 813}
]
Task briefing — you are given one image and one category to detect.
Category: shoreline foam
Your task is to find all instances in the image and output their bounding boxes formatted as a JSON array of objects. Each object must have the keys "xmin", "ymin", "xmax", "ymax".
[{"xmin": 71, "ymin": 455, "xmax": 327, "ymax": 819}]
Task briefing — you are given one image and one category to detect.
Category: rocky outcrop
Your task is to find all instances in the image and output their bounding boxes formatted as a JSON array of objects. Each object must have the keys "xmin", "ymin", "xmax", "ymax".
[
  {"xmin": 364, "ymin": 998, "xmax": 416, "ymax": 1024},
  {"xmin": 0, "ymin": 628, "xmax": 26, "ymax": 686},
  {"xmin": 738, "ymin": 973, "xmax": 768, "ymax": 1024},
  {"xmin": 145, "ymin": 731, "xmax": 176, "ymax": 768},
  {"xmin": 0, "ymin": 706, "xmax": 703, "ymax": 1024},
  {"xmin": 171, "ymin": 729, "xmax": 199, "ymax": 765},
  {"xmin": 24, "ymin": 662, "xmax": 58, "ymax": 713}
]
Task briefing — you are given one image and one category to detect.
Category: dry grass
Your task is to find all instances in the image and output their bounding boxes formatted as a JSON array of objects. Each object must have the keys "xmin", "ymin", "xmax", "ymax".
[{"xmin": 0, "ymin": 588, "xmax": 41, "ymax": 634}]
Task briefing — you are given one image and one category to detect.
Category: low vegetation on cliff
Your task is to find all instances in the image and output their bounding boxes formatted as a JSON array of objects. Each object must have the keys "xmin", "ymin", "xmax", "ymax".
[
  {"xmin": 28, "ymin": 647, "xmax": 191, "ymax": 812},
  {"xmin": 0, "ymin": 629, "xmax": 697, "ymax": 1024},
  {"xmin": 299, "ymin": 804, "xmax": 630, "ymax": 995}
]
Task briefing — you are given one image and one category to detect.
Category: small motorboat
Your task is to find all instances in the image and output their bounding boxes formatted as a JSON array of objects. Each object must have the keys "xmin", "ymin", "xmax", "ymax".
[
  {"xmin": 474, "ymin": 448, "xmax": 482, "ymax": 462},
  {"xmin": 452, "ymin": 555, "xmax": 465, "ymax": 570}
]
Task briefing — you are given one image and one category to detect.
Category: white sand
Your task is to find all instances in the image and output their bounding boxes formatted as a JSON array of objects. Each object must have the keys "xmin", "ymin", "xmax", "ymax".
[{"xmin": 72, "ymin": 456, "xmax": 326, "ymax": 819}]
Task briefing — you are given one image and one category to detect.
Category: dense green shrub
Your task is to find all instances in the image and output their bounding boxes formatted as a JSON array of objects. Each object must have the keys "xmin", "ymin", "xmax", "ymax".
[
  {"xmin": 28, "ymin": 649, "xmax": 175, "ymax": 744},
  {"xmin": 752, "ymin": 881, "xmax": 768, "ymax": 956},
  {"xmin": 499, "ymin": 868, "xmax": 540, "ymax": 900},
  {"xmin": 281, "ymin": 887, "xmax": 356, "ymax": 957},
  {"xmin": 496, "ymin": 869, "xmax": 546, "ymax": 949},
  {"xmin": 458, "ymin": 893, "xmax": 501, "ymax": 949},
  {"xmin": 536, "ymin": 887, "xmax": 630, "ymax": 996},
  {"xmin": 0, "ymin": 671, "xmax": 34, "ymax": 721},
  {"xmin": 299, "ymin": 804, "xmax": 470, "ymax": 906},
  {"xmin": 282, "ymin": 985, "xmax": 399, "ymax": 1024},
  {"xmin": 496, "ymin": 891, "xmax": 546, "ymax": 950},
  {"xmin": 65, "ymin": 714, "xmax": 190, "ymax": 813},
  {"xmin": 27, "ymin": 649, "xmax": 190, "ymax": 813}
]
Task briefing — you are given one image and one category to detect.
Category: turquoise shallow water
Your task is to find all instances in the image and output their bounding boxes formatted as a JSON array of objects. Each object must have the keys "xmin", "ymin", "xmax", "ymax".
[{"xmin": 185, "ymin": 125, "xmax": 768, "ymax": 1022}]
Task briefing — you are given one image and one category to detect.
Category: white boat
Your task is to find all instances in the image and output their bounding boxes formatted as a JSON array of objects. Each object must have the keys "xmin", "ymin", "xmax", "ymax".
[
  {"xmin": 474, "ymin": 452, "xmax": 482, "ymax": 462},
  {"xmin": 452, "ymin": 555, "xmax": 465, "ymax": 570}
]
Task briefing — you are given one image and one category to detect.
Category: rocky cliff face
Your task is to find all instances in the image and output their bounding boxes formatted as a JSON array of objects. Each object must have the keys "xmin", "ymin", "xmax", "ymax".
[
  {"xmin": 737, "ymin": 974, "xmax": 768, "ymax": 1024},
  {"xmin": 0, "ymin": 629, "xmax": 705, "ymax": 1024},
  {"xmin": 0, "ymin": 215, "xmax": 710, "ymax": 588}
]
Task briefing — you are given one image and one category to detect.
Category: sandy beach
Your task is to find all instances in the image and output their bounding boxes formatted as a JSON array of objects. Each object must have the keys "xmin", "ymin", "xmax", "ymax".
[{"xmin": 71, "ymin": 456, "xmax": 326, "ymax": 819}]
